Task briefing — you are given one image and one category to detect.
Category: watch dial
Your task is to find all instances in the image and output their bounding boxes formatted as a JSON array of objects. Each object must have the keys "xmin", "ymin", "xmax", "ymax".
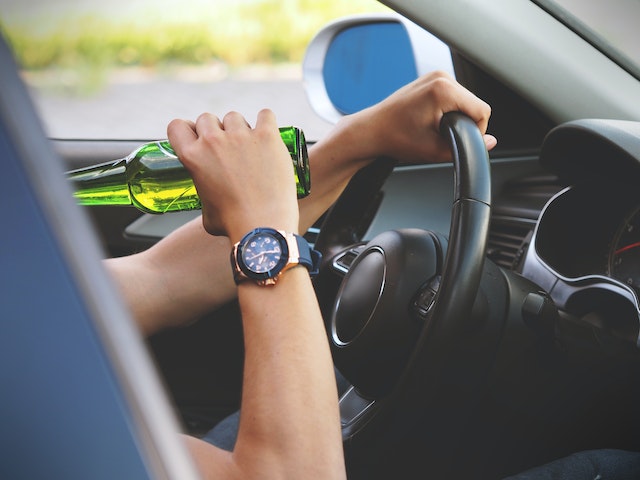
[{"xmin": 242, "ymin": 232, "xmax": 283, "ymax": 274}]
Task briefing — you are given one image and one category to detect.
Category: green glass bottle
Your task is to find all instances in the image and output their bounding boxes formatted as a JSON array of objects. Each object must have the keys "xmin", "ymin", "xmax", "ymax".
[{"xmin": 67, "ymin": 126, "xmax": 310, "ymax": 214}]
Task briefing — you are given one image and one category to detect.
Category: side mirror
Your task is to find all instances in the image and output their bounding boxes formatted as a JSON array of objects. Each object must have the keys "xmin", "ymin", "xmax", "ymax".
[{"xmin": 303, "ymin": 13, "xmax": 454, "ymax": 124}]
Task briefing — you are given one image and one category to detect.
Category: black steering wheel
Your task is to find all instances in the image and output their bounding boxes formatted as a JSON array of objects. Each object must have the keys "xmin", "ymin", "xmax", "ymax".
[{"xmin": 313, "ymin": 112, "xmax": 492, "ymax": 471}]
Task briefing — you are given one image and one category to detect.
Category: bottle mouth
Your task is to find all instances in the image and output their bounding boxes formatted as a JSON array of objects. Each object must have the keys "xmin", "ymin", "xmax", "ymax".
[
  {"xmin": 295, "ymin": 128, "xmax": 311, "ymax": 197},
  {"xmin": 279, "ymin": 125, "xmax": 310, "ymax": 199}
]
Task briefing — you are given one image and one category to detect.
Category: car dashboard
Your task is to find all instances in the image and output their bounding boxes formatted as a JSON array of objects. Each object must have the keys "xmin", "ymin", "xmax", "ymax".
[
  {"xmin": 534, "ymin": 181, "xmax": 640, "ymax": 287},
  {"xmin": 505, "ymin": 119, "xmax": 640, "ymax": 353}
]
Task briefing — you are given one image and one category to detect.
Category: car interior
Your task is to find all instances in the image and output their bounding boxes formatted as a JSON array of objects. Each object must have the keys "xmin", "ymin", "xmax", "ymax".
[{"xmin": 3, "ymin": 0, "xmax": 640, "ymax": 478}]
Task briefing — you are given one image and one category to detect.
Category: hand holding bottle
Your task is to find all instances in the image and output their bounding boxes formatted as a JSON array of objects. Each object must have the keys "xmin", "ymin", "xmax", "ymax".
[
  {"xmin": 167, "ymin": 110, "xmax": 301, "ymax": 243},
  {"xmin": 67, "ymin": 126, "xmax": 309, "ymax": 214}
]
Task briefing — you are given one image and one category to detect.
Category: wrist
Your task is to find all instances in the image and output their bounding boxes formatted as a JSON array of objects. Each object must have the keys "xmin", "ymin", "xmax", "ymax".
[
  {"xmin": 338, "ymin": 110, "xmax": 384, "ymax": 166},
  {"xmin": 225, "ymin": 213, "xmax": 299, "ymax": 246},
  {"xmin": 313, "ymin": 115, "xmax": 376, "ymax": 181},
  {"xmin": 228, "ymin": 224, "xmax": 298, "ymax": 246},
  {"xmin": 230, "ymin": 228, "xmax": 321, "ymax": 286}
]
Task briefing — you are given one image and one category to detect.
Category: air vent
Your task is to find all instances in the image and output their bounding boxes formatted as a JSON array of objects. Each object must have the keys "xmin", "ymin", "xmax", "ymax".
[
  {"xmin": 487, "ymin": 173, "xmax": 565, "ymax": 271},
  {"xmin": 487, "ymin": 217, "xmax": 535, "ymax": 271}
]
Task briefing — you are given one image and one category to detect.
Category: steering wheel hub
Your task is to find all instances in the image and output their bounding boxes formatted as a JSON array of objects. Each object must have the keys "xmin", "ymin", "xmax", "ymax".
[{"xmin": 330, "ymin": 229, "xmax": 443, "ymax": 398}]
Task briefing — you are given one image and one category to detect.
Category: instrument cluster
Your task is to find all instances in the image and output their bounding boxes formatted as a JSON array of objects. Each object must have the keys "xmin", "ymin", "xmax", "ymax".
[{"xmin": 534, "ymin": 180, "xmax": 640, "ymax": 294}]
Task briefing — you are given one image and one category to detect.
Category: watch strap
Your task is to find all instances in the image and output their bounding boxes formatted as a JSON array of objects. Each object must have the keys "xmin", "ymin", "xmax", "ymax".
[
  {"xmin": 231, "ymin": 228, "xmax": 322, "ymax": 285},
  {"xmin": 293, "ymin": 232, "xmax": 321, "ymax": 276}
]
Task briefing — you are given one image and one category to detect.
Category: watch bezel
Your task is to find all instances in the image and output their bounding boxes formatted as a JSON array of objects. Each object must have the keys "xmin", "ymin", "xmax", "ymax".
[{"xmin": 235, "ymin": 228, "xmax": 290, "ymax": 282}]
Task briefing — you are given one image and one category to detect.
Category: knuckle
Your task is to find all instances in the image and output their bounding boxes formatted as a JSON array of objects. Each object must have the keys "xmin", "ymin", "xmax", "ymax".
[
  {"xmin": 223, "ymin": 111, "xmax": 241, "ymax": 121},
  {"xmin": 429, "ymin": 70, "xmax": 453, "ymax": 81},
  {"xmin": 425, "ymin": 76, "xmax": 454, "ymax": 101},
  {"xmin": 200, "ymin": 129, "xmax": 219, "ymax": 146},
  {"xmin": 166, "ymin": 118, "xmax": 180, "ymax": 133},
  {"xmin": 196, "ymin": 112, "xmax": 212, "ymax": 125},
  {"xmin": 179, "ymin": 142, "xmax": 201, "ymax": 169}
]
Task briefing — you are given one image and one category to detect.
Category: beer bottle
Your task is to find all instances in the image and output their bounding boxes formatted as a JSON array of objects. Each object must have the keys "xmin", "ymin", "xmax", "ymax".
[{"xmin": 67, "ymin": 126, "xmax": 310, "ymax": 214}]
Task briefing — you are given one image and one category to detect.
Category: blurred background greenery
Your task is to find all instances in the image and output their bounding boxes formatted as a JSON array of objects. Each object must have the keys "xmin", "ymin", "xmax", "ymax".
[
  {"xmin": 1, "ymin": 0, "xmax": 389, "ymax": 137},
  {"xmin": 2, "ymin": 0, "xmax": 388, "ymax": 70}
]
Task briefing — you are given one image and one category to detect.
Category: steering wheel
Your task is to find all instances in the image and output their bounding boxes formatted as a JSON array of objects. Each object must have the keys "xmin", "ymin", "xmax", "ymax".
[{"xmin": 313, "ymin": 112, "xmax": 492, "ymax": 469}]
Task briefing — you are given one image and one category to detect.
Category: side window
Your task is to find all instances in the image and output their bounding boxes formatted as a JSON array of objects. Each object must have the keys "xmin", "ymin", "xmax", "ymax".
[{"xmin": 1, "ymin": 0, "xmax": 389, "ymax": 142}]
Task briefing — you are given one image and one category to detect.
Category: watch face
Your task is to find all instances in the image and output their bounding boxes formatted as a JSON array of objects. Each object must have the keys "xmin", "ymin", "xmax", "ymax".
[{"xmin": 239, "ymin": 230, "xmax": 288, "ymax": 278}]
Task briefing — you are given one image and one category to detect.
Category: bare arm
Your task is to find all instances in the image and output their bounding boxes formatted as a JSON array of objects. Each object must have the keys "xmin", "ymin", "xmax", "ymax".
[
  {"xmin": 166, "ymin": 110, "xmax": 345, "ymax": 478},
  {"xmin": 105, "ymin": 71, "xmax": 496, "ymax": 335},
  {"xmin": 184, "ymin": 267, "xmax": 343, "ymax": 479},
  {"xmin": 104, "ymin": 219, "xmax": 233, "ymax": 335}
]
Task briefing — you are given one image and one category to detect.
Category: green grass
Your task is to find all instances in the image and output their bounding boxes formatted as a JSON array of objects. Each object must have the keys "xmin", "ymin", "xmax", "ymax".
[{"xmin": 2, "ymin": 0, "xmax": 389, "ymax": 70}]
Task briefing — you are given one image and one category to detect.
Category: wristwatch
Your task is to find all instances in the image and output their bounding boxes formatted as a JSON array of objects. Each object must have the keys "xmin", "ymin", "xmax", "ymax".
[{"xmin": 231, "ymin": 227, "xmax": 321, "ymax": 286}]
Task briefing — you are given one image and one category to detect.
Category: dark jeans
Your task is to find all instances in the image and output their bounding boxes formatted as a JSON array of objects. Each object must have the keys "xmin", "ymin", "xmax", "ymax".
[
  {"xmin": 503, "ymin": 449, "xmax": 640, "ymax": 480},
  {"xmin": 204, "ymin": 414, "xmax": 640, "ymax": 479},
  {"xmin": 203, "ymin": 366, "xmax": 351, "ymax": 451},
  {"xmin": 202, "ymin": 409, "xmax": 239, "ymax": 451},
  {"xmin": 202, "ymin": 366, "xmax": 640, "ymax": 479}
]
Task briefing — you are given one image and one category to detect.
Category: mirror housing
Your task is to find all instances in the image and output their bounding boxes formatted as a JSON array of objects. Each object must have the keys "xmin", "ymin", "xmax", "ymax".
[{"xmin": 303, "ymin": 13, "xmax": 454, "ymax": 124}]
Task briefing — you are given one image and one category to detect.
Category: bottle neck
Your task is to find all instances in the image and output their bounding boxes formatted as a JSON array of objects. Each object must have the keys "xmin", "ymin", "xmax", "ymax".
[{"xmin": 67, "ymin": 158, "xmax": 131, "ymax": 207}]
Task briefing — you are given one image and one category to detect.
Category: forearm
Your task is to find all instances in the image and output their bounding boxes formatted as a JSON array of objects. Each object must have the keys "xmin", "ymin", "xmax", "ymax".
[
  {"xmin": 181, "ymin": 267, "xmax": 345, "ymax": 480},
  {"xmin": 105, "ymin": 218, "xmax": 236, "ymax": 335},
  {"xmin": 109, "ymin": 116, "xmax": 377, "ymax": 335},
  {"xmin": 298, "ymin": 113, "xmax": 377, "ymax": 232},
  {"xmin": 232, "ymin": 268, "xmax": 344, "ymax": 478}
]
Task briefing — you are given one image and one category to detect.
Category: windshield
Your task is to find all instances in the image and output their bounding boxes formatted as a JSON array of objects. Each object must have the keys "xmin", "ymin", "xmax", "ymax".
[
  {"xmin": 0, "ymin": 0, "xmax": 387, "ymax": 141},
  {"xmin": 537, "ymin": 0, "xmax": 640, "ymax": 78}
]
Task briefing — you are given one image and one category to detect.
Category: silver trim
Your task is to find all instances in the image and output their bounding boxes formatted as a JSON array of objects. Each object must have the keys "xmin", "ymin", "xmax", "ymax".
[
  {"xmin": 339, "ymin": 386, "xmax": 376, "ymax": 427},
  {"xmin": 331, "ymin": 246, "xmax": 387, "ymax": 347},
  {"xmin": 331, "ymin": 246, "xmax": 365, "ymax": 275}
]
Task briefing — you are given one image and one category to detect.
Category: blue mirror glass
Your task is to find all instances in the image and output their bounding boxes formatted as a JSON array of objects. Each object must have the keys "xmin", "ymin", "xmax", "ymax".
[{"xmin": 322, "ymin": 22, "xmax": 417, "ymax": 115}]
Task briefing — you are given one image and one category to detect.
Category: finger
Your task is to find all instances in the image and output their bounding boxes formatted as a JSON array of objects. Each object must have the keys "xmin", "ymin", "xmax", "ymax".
[
  {"xmin": 167, "ymin": 118, "xmax": 198, "ymax": 157},
  {"xmin": 427, "ymin": 73, "xmax": 490, "ymax": 134},
  {"xmin": 195, "ymin": 112, "xmax": 223, "ymax": 138},
  {"xmin": 222, "ymin": 111, "xmax": 251, "ymax": 131},
  {"xmin": 457, "ymin": 90, "xmax": 491, "ymax": 134},
  {"xmin": 178, "ymin": 119, "xmax": 197, "ymax": 134},
  {"xmin": 484, "ymin": 134, "xmax": 498, "ymax": 151},
  {"xmin": 255, "ymin": 108, "xmax": 278, "ymax": 131}
]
